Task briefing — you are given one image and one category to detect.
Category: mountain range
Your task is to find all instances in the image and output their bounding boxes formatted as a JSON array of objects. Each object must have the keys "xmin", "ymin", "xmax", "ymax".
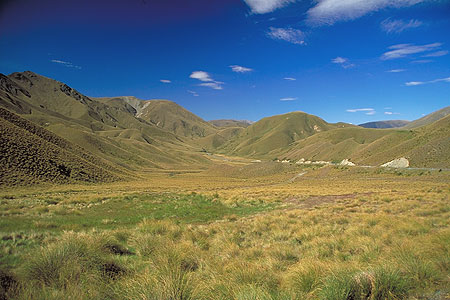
[{"xmin": 1, "ymin": 71, "xmax": 449, "ymax": 185}]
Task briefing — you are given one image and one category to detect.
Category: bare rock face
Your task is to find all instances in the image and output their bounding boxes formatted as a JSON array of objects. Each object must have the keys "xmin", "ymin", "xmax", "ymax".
[
  {"xmin": 339, "ymin": 159, "xmax": 355, "ymax": 166},
  {"xmin": 381, "ymin": 158, "xmax": 409, "ymax": 168}
]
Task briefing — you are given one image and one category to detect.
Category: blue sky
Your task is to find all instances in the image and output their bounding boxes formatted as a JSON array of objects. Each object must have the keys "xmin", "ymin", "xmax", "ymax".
[{"xmin": 1, "ymin": 0, "xmax": 449, "ymax": 124}]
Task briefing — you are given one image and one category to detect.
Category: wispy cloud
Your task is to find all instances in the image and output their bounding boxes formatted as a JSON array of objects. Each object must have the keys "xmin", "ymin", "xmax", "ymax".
[
  {"xmin": 280, "ymin": 97, "xmax": 297, "ymax": 101},
  {"xmin": 199, "ymin": 82, "xmax": 224, "ymax": 90},
  {"xmin": 380, "ymin": 18, "xmax": 423, "ymax": 34},
  {"xmin": 284, "ymin": 77, "xmax": 296, "ymax": 81},
  {"xmin": 423, "ymin": 50, "xmax": 448, "ymax": 57},
  {"xmin": 160, "ymin": 79, "xmax": 171, "ymax": 83},
  {"xmin": 190, "ymin": 71, "xmax": 224, "ymax": 90},
  {"xmin": 411, "ymin": 59, "xmax": 433, "ymax": 64},
  {"xmin": 243, "ymin": 0, "xmax": 295, "ymax": 14},
  {"xmin": 51, "ymin": 59, "xmax": 81, "ymax": 69},
  {"xmin": 267, "ymin": 27, "xmax": 305, "ymax": 45},
  {"xmin": 381, "ymin": 43, "xmax": 442, "ymax": 60},
  {"xmin": 230, "ymin": 65, "xmax": 253, "ymax": 73},
  {"xmin": 332, "ymin": 57, "xmax": 354, "ymax": 68},
  {"xmin": 347, "ymin": 108, "xmax": 375, "ymax": 115},
  {"xmin": 384, "ymin": 111, "xmax": 400, "ymax": 115},
  {"xmin": 307, "ymin": 0, "xmax": 428, "ymax": 26},
  {"xmin": 387, "ymin": 69, "xmax": 406, "ymax": 73},
  {"xmin": 188, "ymin": 90, "xmax": 199, "ymax": 97},
  {"xmin": 405, "ymin": 76, "xmax": 450, "ymax": 86}
]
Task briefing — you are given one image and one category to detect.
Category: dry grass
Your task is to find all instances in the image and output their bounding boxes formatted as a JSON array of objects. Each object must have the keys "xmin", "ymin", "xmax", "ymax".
[{"xmin": 0, "ymin": 166, "xmax": 449, "ymax": 299}]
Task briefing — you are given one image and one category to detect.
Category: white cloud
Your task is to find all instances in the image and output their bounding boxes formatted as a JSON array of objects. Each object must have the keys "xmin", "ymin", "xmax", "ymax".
[
  {"xmin": 405, "ymin": 81, "xmax": 424, "ymax": 86},
  {"xmin": 307, "ymin": 0, "xmax": 428, "ymax": 26},
  {"xmin": 190, "ymin": 71, "xmax": 224, "ymax": 90},
  {"xmin": 411, "ymin": 59, "xmax": 433, "ymax": 64},
  {"xmin": 280, "ymin": 97, "xmax": 297, "ymax": 101},
  {"xmin": 366, "ymin": 111, "xmax": 376, "ymax": 115},
  {"xmin": 332, "ymin": 57, "xmax": 355, "ymax": 68},
  {"xmin": 160, "ymin": 79, "xmax": 171, "ymax": 83},
  {"xmin": 284, "ymin": 77, "xmax": 296, "ymax": 81},
  {"xmin": 387, "ymin": 69, "xmax": 406, "ymax": 73},
  {"xmin": 243, "ymin": 0, "xmax": 295, "ymax": 14},
  {"xmin": 190, "ymin": 71, "xmax": 213, "ymax": 82},
  {"xmin": 381, "ymin": 43, "xmax": 442, "ymax": 60},
  {"xmin": 51, "ymin": 59, "xmax": 81, "ymax": 69},
  {"xmin": 188, "ymin": 90, "xmax": 199, "ymax": 97},
  {"xmin": 405, "ymin": 76, "xmax": 450, "ymax": 86},
  {"xmin": 423, "ymin": 50, "xmax": 448, "ymax": 57},
  {"xmin": 347, "ymin": 108, "xmax": 375, "ymax": 113},
  {"xmin": 230, "ymin": 65, "xmax": 253, "ymax": 73},
  {"xmin": 380, "ymin": 18, "xmax": 422, "ymax": 34},
  {"xmin": 199, "ymin": 82, "xmax": 224, "ymax": 90},
  {"xmin": 267, "ymin": 27, "xmax": 305, "ymax": 45},
  {"xmin": 384, "ymin": 111, "xmax": 400, "ymax": 115}
]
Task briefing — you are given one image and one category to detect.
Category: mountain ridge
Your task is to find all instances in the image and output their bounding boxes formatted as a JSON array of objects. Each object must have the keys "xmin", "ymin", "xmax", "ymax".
[{"xmin": 1, "ymin": 70, "xmax": 449, "ymax": 186}]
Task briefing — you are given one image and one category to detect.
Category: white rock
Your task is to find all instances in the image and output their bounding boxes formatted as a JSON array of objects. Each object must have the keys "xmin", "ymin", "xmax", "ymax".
[
  {"xmin": 381, "ymin": 158, "xmax": 409, "ymax": 168},
  {"xmin": 339, "ymin": 159, "xmax": 355, "ymax": 166},
  {"xmin": 296, "ymin": 158, "xmax": 305, "ymax": 164}
]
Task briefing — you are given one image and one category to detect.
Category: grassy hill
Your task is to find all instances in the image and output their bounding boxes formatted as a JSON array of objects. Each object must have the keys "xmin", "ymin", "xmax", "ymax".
[
  {"xmin": 282, "ymin": 115, "xmax": 450, "ymax": 167},
  {"xmin": 0, "ymin": 72, "xmax": 212, "ymax": 173},
  {"xmin": 0, "ymin": 107, "xmax": 122, "ymax": 185},
  {"xmin": 1, "ymin": 71, "xmax": 449, "ymax": 178},
  {"xmin": 403, "ymin": 106, "xmax": 450, "ymax": 129},
  {"xmin": 97, "ymin": 96, "xmax": 217, "ymax": 138},
  {"xmin": 217, "ymin": 111, "xmax": 354, "ymax": 157},
  {"xmin": 359, "ymin": 120, "xmax": 410, "ymax": 129}
]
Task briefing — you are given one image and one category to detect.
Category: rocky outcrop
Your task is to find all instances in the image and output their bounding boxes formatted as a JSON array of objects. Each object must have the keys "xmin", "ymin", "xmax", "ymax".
[
  {"xmin": 381, "ymin": 158, "xmax": 409, "ymax": 168},
  {"xmin": 339, "ymin": 159, "xmax": 355, "ymax": 166}
]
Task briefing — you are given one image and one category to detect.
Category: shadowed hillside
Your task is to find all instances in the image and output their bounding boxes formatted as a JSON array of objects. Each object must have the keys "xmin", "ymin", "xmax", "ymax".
[
  {"xmin": 0, "ymin": 72, "xmax": 212, "ymax": 172},
  {"xmin": 0, "ymin": 107, "xmax": 122, "ymax": 185}
]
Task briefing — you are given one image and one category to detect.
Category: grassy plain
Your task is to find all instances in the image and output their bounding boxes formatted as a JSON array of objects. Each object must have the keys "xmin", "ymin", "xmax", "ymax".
[{"xmin": 0, "ymin": 163, "xmax": 449, "ymax": 299}]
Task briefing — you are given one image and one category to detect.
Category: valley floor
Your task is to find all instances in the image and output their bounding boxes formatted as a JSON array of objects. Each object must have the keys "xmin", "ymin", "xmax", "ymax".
[{"xmin": 0, "ymin": 164, "xmax": 449, "ymax": 299}]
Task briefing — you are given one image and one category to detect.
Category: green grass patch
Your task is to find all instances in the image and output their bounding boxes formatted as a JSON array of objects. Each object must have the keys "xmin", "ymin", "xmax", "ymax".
[{"xmin": 0, "ymin": 193, "xmax": 276, "ymax": 233}]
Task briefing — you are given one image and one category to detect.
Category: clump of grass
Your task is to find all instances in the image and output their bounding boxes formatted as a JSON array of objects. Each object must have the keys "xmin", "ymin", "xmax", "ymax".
[
  {"xmin": 18, "ymin": 232, "xmax": 127, "ymax": 298},
  {"xmin": 0, "ymin": 268, "xmax": 17, "ymax": 300},
  {"xmin": 283, "ymin": 260, "xmax": 325, "ymax": 298}
]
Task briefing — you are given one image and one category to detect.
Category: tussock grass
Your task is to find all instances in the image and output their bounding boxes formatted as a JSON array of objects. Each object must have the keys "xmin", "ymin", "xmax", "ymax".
[{"xmin": 0, "ymin": 169, "xmax": 449, "ymax": 299}]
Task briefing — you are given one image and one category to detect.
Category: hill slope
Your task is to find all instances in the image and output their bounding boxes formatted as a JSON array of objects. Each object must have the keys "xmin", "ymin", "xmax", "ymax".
[
  {"xmin": 218, "ymin": 111, "xmax": 354, "ymax": 157},
  {"xmin": 96, "ymin": 96, "xmax": 217, "ymax": 138},
  {"xmin": 403, "ymin": 106, "xmax": 450, "ymax": 129},
  {"xmin": 0, "ymin": 72, "xmax": 211, "ymax": 171},
  {"xmin": 282, "ymin": 115, "xmax": 450, "ymax": 168},
  {"xmin": 359, "ymin": 120, "xmax": 410, "ymax": 129},
  {"xmin": 0, "ymin": 107, "xmax": 122, "ymax": 185}
]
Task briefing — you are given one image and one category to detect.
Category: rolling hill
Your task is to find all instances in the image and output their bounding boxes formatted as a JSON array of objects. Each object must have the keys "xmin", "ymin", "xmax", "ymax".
[
  {"xmin": 217, "ymin": 111, "xmax": 355, "ymax": 157},
  {"xmin": 282, "ymin": 114, "xmax": 450, "ymax": 168},
  {"xmin": 359, "ymin": 120, "xmax": 410, "ymax": 129},
  {"xmin": 403, "ymin": 106, "xmax": 450, "ymax": 129},
  {"xmin": 0, "ymin": 71, "xmax": 211, "ymax": 173},
  {"xmin": 1, "ymin": 70, "xmax": 449, "ymax": 186},
  {"xmin": 96, "ymin": 96, "xmax": 217, "ymax": 138},
  {"xmin": 0, "ymin": 107, "xmax": 122, "ymax": 185}
]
